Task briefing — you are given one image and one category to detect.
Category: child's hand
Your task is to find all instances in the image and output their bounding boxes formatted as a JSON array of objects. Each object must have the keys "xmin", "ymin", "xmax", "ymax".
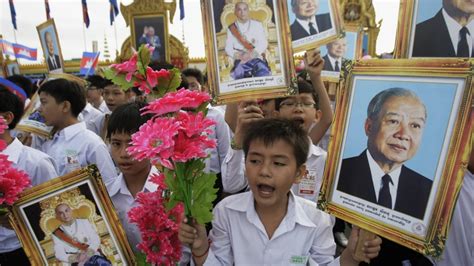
[
  {"xmin": 234, "ymin": 100, "xmax": 264, "ymax": 148},
  {"xmin": 304, "ymin": 49, "xmax": 324, "ymax": 77},
  {"xmin": 341, "ymin": 226, "xmax": 382, "ymax": 265},
  {"xmin": 178, "ymin": 217, "xmax": 209, "ymax": 255}
]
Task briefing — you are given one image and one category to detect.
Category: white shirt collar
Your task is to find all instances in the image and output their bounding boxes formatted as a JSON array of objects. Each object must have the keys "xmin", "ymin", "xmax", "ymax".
[
  {"xmin": 296, "ymin": 16, "xmax": 318, "ymax": 35},
  {"xmin": 55, "ymin": 122, "xmax": 87, "ymax": 141},
  {"xmin": 366, "ymin": 150, "xmax": 401, "ymax": 208},
  {"xmin": 308, "ymin": 142, "xmax": 325, "ymax": 158},
  {"xmin": 226, "ymin": 190, "xmax": 316, "ymax": 228},
  {"xmin": 3, "ymin": 138, "xmax": 23, "ymax": 164},
  {"xmin": 108, "ymin": 165, "xmax": 159, "ymax": 197},
  {"xmin": 442, "ymin": 8, "xmax": 474, "ymax": 56},
  {"xmin": 327, "ymin": 54, "xmax": 341, "ymax": 70}
]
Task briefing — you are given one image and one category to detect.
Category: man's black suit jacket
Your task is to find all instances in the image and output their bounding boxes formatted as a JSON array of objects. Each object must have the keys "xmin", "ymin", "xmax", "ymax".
[
  {"xmin": 322, "ymin": 54, "xmax": 347, "ymax": 71},
  {"xmin": 413, "ymin": 9, "xmax": 473, "ymax": 57},
  {"xmin": 47, "ymin": 54, "xmax": 62, "ymax": 71},
  {"xmin": 290, "ymin": 13, "xmax": 332, "ymax": 41},
  {"xmin": 337, "ymin": 151, "xmax": 432, "ymax": 219}
]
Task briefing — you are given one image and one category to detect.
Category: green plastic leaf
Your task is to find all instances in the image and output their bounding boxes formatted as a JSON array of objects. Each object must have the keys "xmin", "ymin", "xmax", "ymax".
[
  {"xmin": 137, "ymin": 44, "xmax": 151, "ymax": 76},
  {"xmin": 103, "ymin": 67, "xmax": 136, "ymax": 91},
  {"xmin": 135, "ymin": 252, "xmax": 151, "ymax": 266},
  {"xmin": 190, "ymin": 171, "xmax": 218, "ymax": 224},
  {"xmin": 154, "ymin": 68, "xmax": 182, "ymax": 97}
]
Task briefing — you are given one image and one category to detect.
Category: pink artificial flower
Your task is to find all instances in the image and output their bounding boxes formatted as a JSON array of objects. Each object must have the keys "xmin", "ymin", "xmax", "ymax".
[
  {"xmin": 128, "ymin": 118, "xmax": 179, "ymax": 168},
  {"xmin": 135, "ymin": 68, "xmax": 171, "ymax": 95},
  {"xmin": 0, "ymin": 116, "xmax": 7, "ymax": 135},
  {"xmin": 172, "ymin": 132, "xmax": 217, "ymax": 162},
  {"xmin": 177, "ymin": 111, "xmax": 216, "ymax": 138},
  {"xmin": 110, "ymin": 53, "xmax": 138, "ymax": 80},
  {"xmin": 149, "ymin": 172, "xmax": 167, "ymax": 188},
  {"xmin": 0, "ymin": 154, "xmax": 31, "ymax": 205},
  {"xmin": 142, "ymin": 89, "xmax": 211, "ymax": 116}
]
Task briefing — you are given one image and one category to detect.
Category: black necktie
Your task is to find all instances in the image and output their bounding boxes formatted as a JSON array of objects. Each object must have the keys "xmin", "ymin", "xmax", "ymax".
[
  {"xmin": 334, "ymin": 61, "xmax": 340, "ymax": 72},
  {"xmin": 308, "ymin": 22, "xmax": 318, "ymax": 35},
  {"xmin": 378, "ymin": 174, "xmax": 392, "ymax": 208},
  {"xmin": 457, "ymin": 27, "xmax": 470, "ymax": 57}
]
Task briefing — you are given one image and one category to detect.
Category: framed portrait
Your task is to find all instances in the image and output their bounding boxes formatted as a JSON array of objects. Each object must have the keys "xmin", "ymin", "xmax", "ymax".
[
  {"xmin": 36, "ymin": 19, "xmax": 65, "ymax": 74},
  {"xmin": 288, "ymin": 0, "xmax": 344, "ymax": 53},
  {"xmin": 6, "ymin": 61, "xmax": 21, "ymax": 76},
  {"xmin": 10, "ymin": 165, "xmax": 135, "ymax": 265},
  {"xmin": 131, "ymin": 14, "xmax": 170, "ymax": 63},
  {"xmin": 319, "ymin": 28, "xmax": 363, "ymax": 81},
  {"xmin": 202, "ymin": 0, "xmax": 297, "ymax": 105},
  {"xmin": 394, "ymin": 0, "xmax": 474, "ymax": 58},
  {"xmin": 318, "ymin": 59, "xmax": 473, "ymax": 256}
]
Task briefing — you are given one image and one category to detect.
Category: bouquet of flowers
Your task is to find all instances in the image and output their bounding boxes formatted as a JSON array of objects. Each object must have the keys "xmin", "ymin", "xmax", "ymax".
[
  {"xmin": 104, "ymin": 45, "xmax": 218, "ymax": 265},
  {"xmin": 0, "ymin": 117, "xmax": 31, "ymax": 215}
]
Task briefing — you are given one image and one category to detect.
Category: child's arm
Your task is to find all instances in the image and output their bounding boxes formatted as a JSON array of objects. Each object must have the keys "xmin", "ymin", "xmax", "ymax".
[{"xmin": 305, "ymin": 49, "xmax": 333, "ymax": 145}]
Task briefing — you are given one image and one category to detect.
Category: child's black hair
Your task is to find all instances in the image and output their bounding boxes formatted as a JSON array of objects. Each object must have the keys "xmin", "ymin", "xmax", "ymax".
[
  {"xmin": 106, "ymin": 101, "xmax": 152, "ymax": 139},
  {"xmin": 38, "ymin": 78, "xmax": 86, "ymax": 118},
  {"xmin": 243, "ymin": 118, "xmax": 310, "ymax": 167},
  {"xmin": 6, "ymin": 75, "xmax": 33, "ymax": 98},
  {"xmin": 182, "ymin": 68, "xmax": 204, "ymax": 85},
  {"xmin": 274, "ymin": 79, "xmax": 319, "ymax": 111},
  {"xmin": 86, "ymin": 75, "xmax": 107, "ymax": 89},
  {"xmin": 0, "ymin": 85, "xmax": 24, "ymax": 129}
]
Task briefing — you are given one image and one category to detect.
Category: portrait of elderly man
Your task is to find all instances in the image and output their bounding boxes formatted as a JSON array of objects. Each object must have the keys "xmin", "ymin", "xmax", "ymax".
[
  {"xmin": 44, "ymin": 31, "xmax": 62, "ymax": 71},
  {"xmin": 51, "ymin": 203, "xmax": 111, "ymax": 266},
  {"xmin": 322, "ymin": 37, "xmax": 347, "ymax": 72},
  {"xmin": 290, "ymin": 0, "xmax": 332, "ymax": 41},
  {"xmin": 413, "ymin": 0, "xmax": 474, "ymax": 57},
  {"xmin": 337, "ymin": 88, "xmax": 433, "ymax": 219},
  {"xmin": 224, "ymin": 1, "xmax": 271, "ymax": 80},
  {"xmin": 138, "ymin": 26, "xmax": 162, "ymax": 62}
]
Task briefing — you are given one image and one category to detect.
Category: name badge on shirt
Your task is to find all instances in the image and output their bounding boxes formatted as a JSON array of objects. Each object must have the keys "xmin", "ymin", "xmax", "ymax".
[
  {"xmin": 290, "ymin": 255, "xmax": 309, "ymax": 265},
  {"xmin": 64, "ymin": 149, "xmax": 81, "ymax": 172},
  {"xmin": 298, "ymin": 170, "xmax": 316, "ymax": 195}
]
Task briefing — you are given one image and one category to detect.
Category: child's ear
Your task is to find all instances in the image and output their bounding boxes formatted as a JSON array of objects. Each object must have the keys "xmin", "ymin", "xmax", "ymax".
[
  {"xmin": 1, "ymin": 112, "xmax": 15, "ymax": 127},
  {"xmin": 294, "ymin": 164, "xmax": 307, "ymax": 184},
  {"xmin": 272, "ymin": 110, "xmax": 279, "ymax": 117},
  {"xmin": 61, "ymin": 101, "xmax": 72, "ymax": 114},
  {"xmin": 314, "ymin": 109, "xmax": 322, "ymax": 123}
]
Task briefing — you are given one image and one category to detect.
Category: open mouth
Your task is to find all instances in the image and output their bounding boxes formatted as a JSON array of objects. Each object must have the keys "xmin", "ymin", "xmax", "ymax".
[
  {"xmin": 292, "ymin": 117, "xmax": 305, "ymax": 125},
  {"xmin": 257, "ymin": 184, "xmax": 275, "ymax": 197}
]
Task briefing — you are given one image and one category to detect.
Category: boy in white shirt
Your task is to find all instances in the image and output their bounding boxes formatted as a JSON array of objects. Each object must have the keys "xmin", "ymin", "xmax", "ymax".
[
  {"xmin": 0, "ymin": 86, "xmax": 58, "ymax": 264},
  {"xmin": 36, "ymin": 78, "xmax": 116, "ymax": 184},
  {"xmin": 179, "ymin": 118, "xmax": 381, "ymax": 265},
  {"xmin": 105, "ymin": 102, "xmax": 156, "ymax": 251}
]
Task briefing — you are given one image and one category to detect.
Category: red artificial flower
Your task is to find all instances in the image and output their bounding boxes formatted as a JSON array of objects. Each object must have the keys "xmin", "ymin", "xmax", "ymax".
[
  {"xmin": 0, "ymin": 117, "xmax": 7, "ymax": 151},
  {"xmin": 0, "ymin": 154, "xmax": 31, "ymax": 205},
  {"xmin": 172, "ymin": 132, "xmax": 217, "ymax": 163},
  {"xmin": 142, "ymin": 89, "xmax": 211, "ymax": 117}
]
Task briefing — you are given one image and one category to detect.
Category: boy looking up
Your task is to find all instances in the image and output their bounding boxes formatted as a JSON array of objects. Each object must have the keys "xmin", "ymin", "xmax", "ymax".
[
  {"xmin": 0, "ymin": 86, "xmax": 58, "ymax": 264},
  {"xmin": 179, "ymin": 118, "xmax": 381, "ymax": 265},
  {"xmin": 36, "ymin": 78, "xmax": 116, "ymax": 184}
]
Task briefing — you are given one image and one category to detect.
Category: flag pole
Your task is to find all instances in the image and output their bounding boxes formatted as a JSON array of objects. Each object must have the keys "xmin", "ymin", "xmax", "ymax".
[
  {"xmin": 12, "ymin": 28, "xmax": 18, "ymax": 44},
  {"xmin": 113, "ymin": 20, "xmax": 118, "ymax": 57},
  {"xmin": 82, "ymin": 22, "xmax": 87, "ymax": 51}
]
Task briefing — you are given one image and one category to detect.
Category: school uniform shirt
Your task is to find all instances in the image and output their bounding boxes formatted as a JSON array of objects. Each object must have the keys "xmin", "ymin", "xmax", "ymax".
[
  {"xmin": 86, "ymin": 112, "xmax": 109, "ymax": 137},
  {"xmin": 221, "ymin": 141, "xmax": 328, "ymax": 203},
  {"xmin": 0, "ymin": 138, "xmax": 59, "ymax": 253},
  {"xmin": 79, "ymin": 102, "xmax": 103, "ymax": 124},
  {"xmin": 107, "ymin": 166, "xmax": 159, "ymax": 252},
  {"xmin": 97, "ymin": 100, "xmax": 110, "ymax": 114},
  {"xmin": 203, "ymin": 191, "xmax": 339, "ymax": 265},
  {"xmin": 431, "ymin": 169, "xmax": 473, "ymax": 266},
  {"xmin": 37, "ymin": 122, "xmax": 117, "ymax": 184},
  {"xmin": 205, "ymin": 107, "xmax": 231, "ymax": 174}
]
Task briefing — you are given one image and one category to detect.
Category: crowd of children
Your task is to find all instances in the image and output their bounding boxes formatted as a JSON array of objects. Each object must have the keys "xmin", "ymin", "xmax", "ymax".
[{"xmin": 0, "ymin": 48, "xmax": 471, "ymax": 266}]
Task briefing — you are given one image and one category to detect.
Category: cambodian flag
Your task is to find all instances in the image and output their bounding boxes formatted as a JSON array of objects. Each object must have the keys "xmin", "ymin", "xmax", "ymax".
[
  {"xmin": 9, "ymin": 0, "xmax": 17, "ymax": 30},
  {"xmin": 82, "ymin": 0, "xmax": 90, "ymax": 28},
  {"xmin": 12, "ymin": 43, "xmax": 37, "ymax": 61},
  {"xmin": 109, "ymin": 0, "xmax": 119, "ymax": 25},
  {"xmin": 80, "ymin": 52, "xmax": 100, "ymax": 76},
  {"xmin": 0, "ymin": 40, "xmax": 15, "ymax": 57},
  {"xmin": 0, "ymin": 78, "xmax": 27, "ymax": 102}
]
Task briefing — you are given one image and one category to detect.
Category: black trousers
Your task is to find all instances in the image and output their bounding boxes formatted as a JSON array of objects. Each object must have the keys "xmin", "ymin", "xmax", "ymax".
[{"xmin": 0, "ymin": 248, "xmax": 31, "ymax": 266}]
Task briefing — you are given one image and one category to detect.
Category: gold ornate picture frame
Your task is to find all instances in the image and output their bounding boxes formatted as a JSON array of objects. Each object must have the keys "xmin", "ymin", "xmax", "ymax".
[
  {"xmin": 36, "ymin": 19, "xmax": 65, "ymax": 74},
  {"xmin": 201, "ymin": 0, "xmax": 297, "ymax": 105},
  {"xmin": 10, "ymin": 165, "xmax": 135, "ymax": 265},
  {"xmin": 288, "ymin": 0, "xmax": 344, "ymax": 53},
  {"xmin": 394, "ymin": 0, "xmax": 474, "ymax": 59},
  {"xmin": 130, "ymin": 14, "xmax": 170, "ymax": 63},
  {"xmin": 318, "ymin": 59, "xmax": 473, "ymax": 257}
]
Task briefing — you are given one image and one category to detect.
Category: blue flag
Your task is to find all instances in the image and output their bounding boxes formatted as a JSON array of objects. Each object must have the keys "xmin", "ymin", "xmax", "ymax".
[
  {"xmin": 9, "ymin": 0, "xmax": 17, "ymax": 30},
  {"xmin": 109, "ymin": 0, "xmax": 119, "ymax": 25},
  {"xmin": 179, "ymin": 0, "xmax": 185, "ymax": 20},
  {"xmin": 82, "ymin": 0, "xmax": 90, "ymax": 28}
]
